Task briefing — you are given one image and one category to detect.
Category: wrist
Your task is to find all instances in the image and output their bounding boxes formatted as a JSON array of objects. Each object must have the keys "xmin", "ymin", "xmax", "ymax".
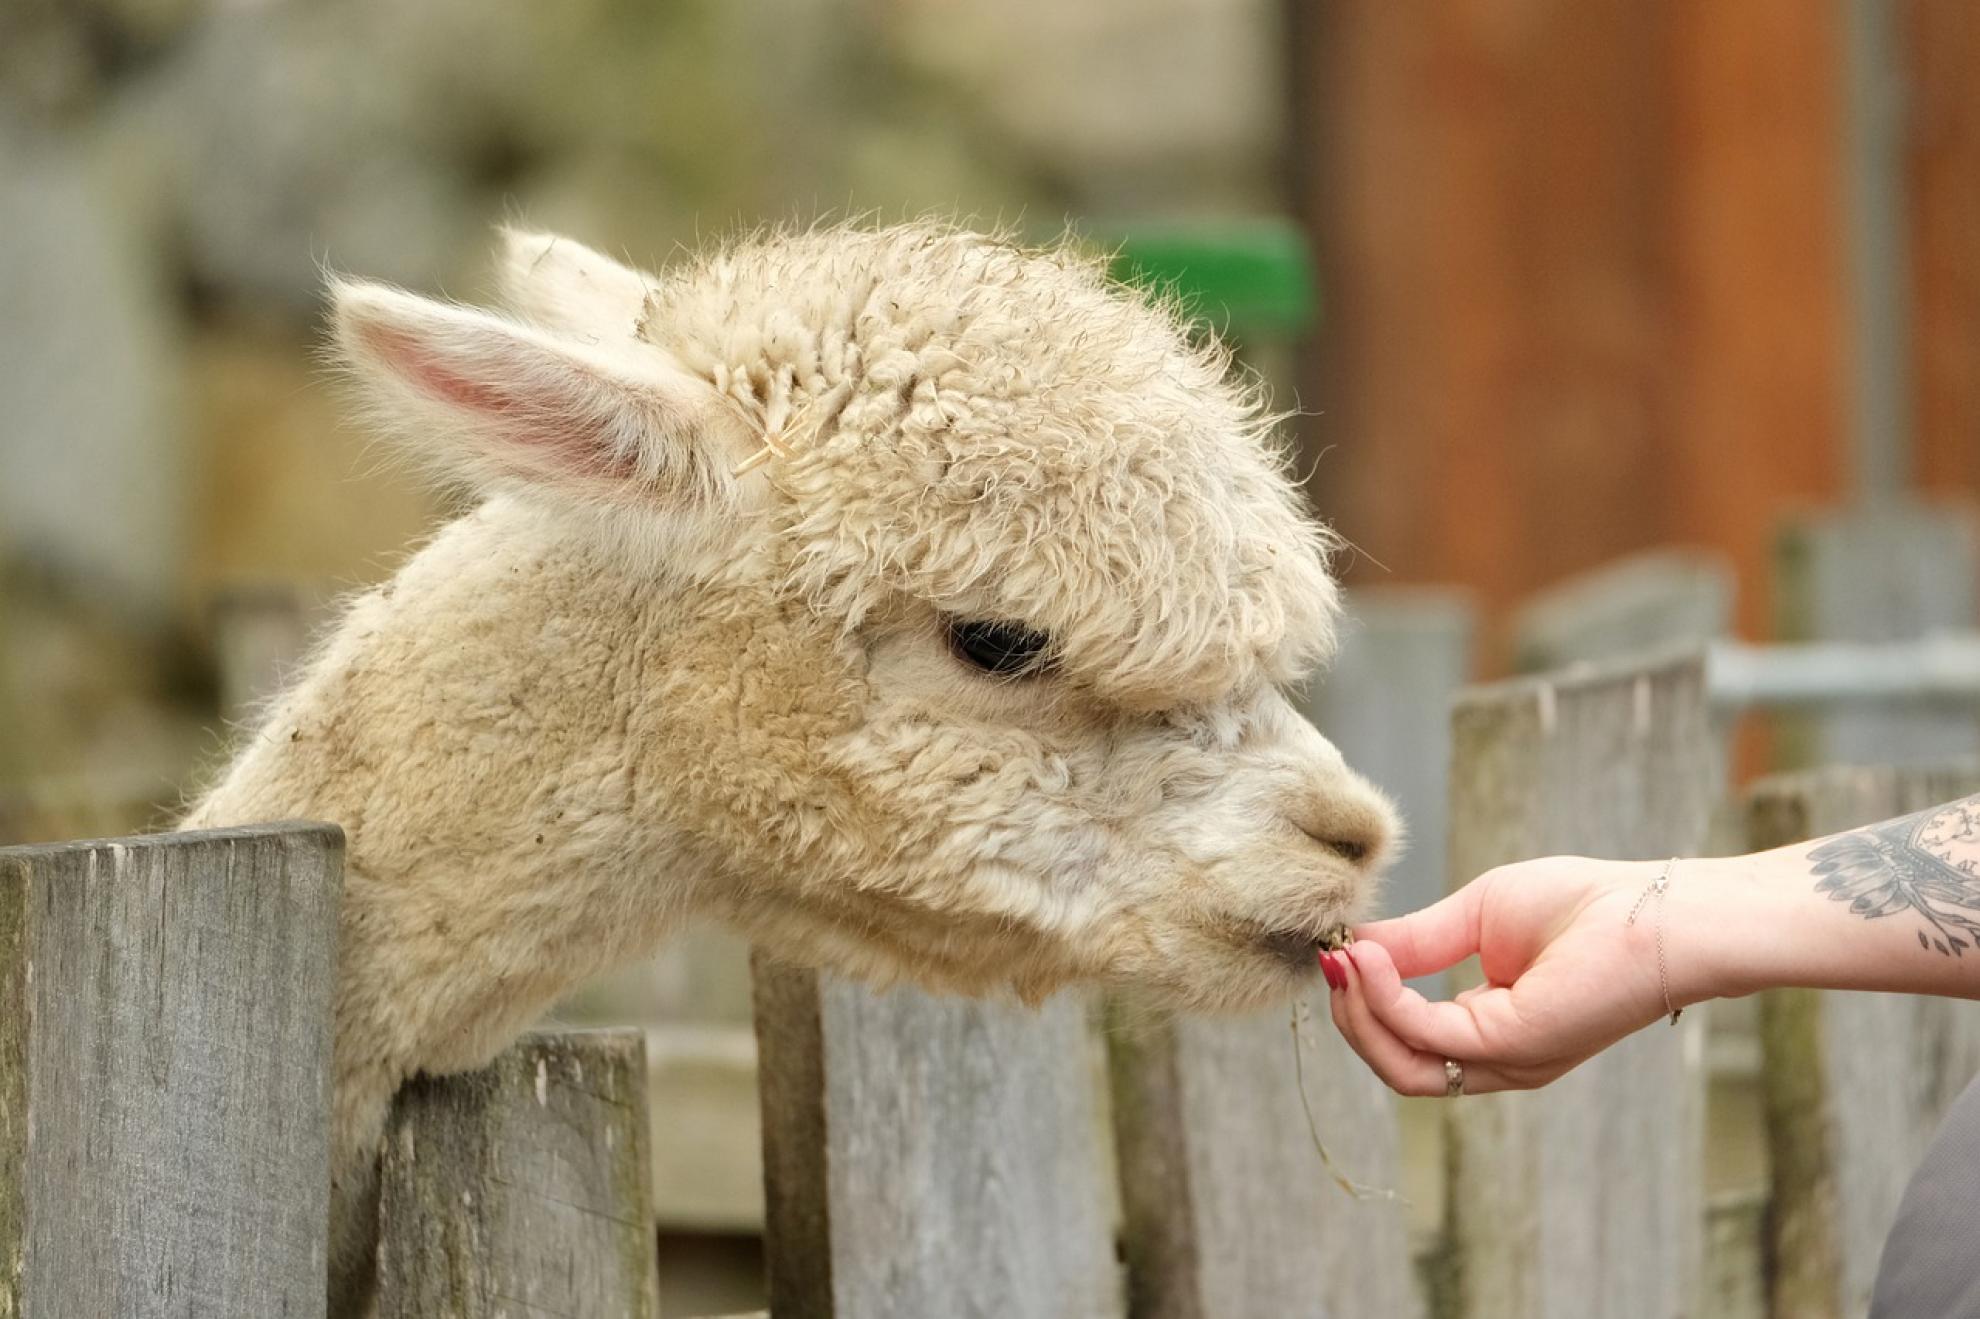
[
  {"xmin": 1662, "ymin": 851, "xmax": 1813, "ymax": 1004},
  {"xmin": 1660, "ymin": 853, "xmax": 1768, "ymax": 1006},
  {"xmin": 1584, "ymin": 857, "xmax": 1712, "ymax": 1021}
]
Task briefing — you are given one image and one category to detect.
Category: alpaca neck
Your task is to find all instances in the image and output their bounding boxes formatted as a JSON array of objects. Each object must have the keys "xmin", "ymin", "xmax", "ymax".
[
  {"xmin": 187, "ymin": 499, "xmax": 741, "ymax": 1319},
  {"xmin": 188, "ymin": 497, "xmax": 718, "ymax": 1080}
]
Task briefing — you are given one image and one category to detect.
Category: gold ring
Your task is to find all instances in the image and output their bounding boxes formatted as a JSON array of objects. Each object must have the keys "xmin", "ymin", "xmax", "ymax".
[{"xmin": 1444, "ymin": 1058, "xmax": 1465, "ymax": 1098}]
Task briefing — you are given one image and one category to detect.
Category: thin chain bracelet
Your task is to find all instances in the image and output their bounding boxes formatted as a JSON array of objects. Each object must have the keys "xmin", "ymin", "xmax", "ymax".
[{"xmin": 1624, "ymin": 857, "xmax": 1683, "ymax": 1026}]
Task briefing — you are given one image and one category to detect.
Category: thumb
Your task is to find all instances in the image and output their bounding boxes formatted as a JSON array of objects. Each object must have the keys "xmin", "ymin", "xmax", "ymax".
[{"xmin": 1353, "ymin": 877, "xmax": 1486, "ymax": 978}]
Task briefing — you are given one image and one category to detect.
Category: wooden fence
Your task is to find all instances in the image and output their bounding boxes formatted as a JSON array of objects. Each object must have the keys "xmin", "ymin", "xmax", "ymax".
[{"xmin": 7, "ymin": 620, "xmax": 1980, "ymax": 1315}]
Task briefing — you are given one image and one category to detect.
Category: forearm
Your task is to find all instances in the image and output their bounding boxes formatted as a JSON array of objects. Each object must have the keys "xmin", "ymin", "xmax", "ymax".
[{"xmin": 1672, "ymin": 795, "xmax": 1980, "ymax": 1005}]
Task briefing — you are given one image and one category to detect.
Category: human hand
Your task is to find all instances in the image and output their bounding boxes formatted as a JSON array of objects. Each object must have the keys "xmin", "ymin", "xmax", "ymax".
[{"xmin": 1324, "ymin": 857, "xmax": 1678, "ymax": 1096}]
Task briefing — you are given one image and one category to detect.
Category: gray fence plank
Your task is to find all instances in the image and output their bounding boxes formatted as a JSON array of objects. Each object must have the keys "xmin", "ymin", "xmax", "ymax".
[
  {"xmin": 375, "ymin": 1029, "xmax": 660, "ymax": 1319},
  {"xmin": 1108, "ymin": 990, "xmax": 1420, "ymax": 1319},
  {"xmin": 1508, "ymin": 552, "xmax": 1761, "ymax": 1310},
  {"xmin": 752, "ymin": 956, "xmax": 834, "ymax": 1312},
  {"xmin": 1440, "ymin": 654, "xmax": 1720, "ymax": 1319},
  {"xmin": 1776, "ymin": 502, "xmax": 1980, "ymax": 765},
  {"xmin": 1745, "ymin": 764, "xmax": 1980, "ymax": 1319},
  {"xmin": 1511, "ymin": 549, "xmax": 1735, "ymax": 673},
  {"xmin": 556, "ymin": 922, "xmax": 761, "ymax": 1233},
  {"xmin": 751, "ymin": 954, "xmax": 1122, "ymax": 1319},
  {"xmin": 0, "ymin": 823, "xmax": 343, "ymax": 1319},
  {"xmin": 1304, "ymin": 588, "xmax": 1474, "ymax": 957}
]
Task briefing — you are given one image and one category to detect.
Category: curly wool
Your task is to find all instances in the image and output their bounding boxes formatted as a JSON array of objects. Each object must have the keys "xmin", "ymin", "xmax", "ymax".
[{"xmin": 635, "ymin": 223, "xmax": 1343, "ymax": 708}]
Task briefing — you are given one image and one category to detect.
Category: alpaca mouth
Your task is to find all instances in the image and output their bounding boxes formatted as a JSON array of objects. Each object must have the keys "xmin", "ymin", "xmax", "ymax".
[{"xmin": 1251, "ymin": 924, "xmax": 1326, "ymax": 973}]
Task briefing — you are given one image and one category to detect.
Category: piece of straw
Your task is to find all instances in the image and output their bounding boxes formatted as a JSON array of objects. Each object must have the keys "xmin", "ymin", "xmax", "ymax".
[
  {"xmin": 728, "ymin": 388, "xmax": 818, "ymax": 478},
  {"xmin": 1291, "ymin": 1000, "xmax": 1407, "ymax": 1204}
]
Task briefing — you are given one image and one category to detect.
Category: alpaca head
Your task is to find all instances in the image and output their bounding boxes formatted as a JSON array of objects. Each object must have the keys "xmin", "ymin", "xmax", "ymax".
[{"xmin": 332, "ymin": 223, "xmax": 1397, "ymax": 1013}]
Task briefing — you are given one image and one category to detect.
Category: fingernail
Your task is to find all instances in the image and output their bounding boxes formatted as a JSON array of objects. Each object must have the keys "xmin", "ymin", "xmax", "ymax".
[{"xmin": 1319, "ymin": 952, "xmax": 1347, "ymax": 991}]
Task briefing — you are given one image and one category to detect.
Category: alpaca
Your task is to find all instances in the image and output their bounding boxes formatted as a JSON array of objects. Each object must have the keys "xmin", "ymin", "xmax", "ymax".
[{"xmin": 182, "ymin": 222, "xmax": 1398, "ymax": 1314}]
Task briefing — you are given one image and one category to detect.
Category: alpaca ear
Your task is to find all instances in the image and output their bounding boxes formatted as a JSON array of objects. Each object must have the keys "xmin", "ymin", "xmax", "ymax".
[
  {"xmin": 495, "ymin": 228, "xmax": 653, "ymax": 338},
  {"xmin": 331, "ymin": 279, "xmax": 748, "ymax": 505}
]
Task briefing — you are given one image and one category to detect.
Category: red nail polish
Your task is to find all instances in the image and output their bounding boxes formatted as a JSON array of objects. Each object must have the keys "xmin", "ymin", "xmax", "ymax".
[{"xmin": 1319, "ymin": 952, "xmax": 1347, "ymax": 991}]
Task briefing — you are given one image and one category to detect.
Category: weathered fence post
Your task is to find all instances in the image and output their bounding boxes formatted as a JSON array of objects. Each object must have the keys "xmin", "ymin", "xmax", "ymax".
[
  {"xmin": 1106, "ymin": 991, "xmax": 1420, "ymax": 1318},
  {"xmin": 1776, "ymin": 501, "xmax": 1980, "ymax": 765},
  {"xmin": 376, "ymin": 1029, "xmax": 661, "ymax": 1318},
  {"xmin": 0, "ymin": 823, "xmax": 343, "ymax": 1319},
  {"xmin": 751, "ymin": 954, "xmax": 1122, "ymax": 1318},
  {"xmin": 1744, "ymin": 764, "xmax": 1980, "ymax": 1319},
  {"xmin": 1439, "ymin": 653, "xmax": 1720, "ymax": 1319},
  {"xmin": 1074, "ymin": 585, "xmax": 1460, "ymax": 1319}
]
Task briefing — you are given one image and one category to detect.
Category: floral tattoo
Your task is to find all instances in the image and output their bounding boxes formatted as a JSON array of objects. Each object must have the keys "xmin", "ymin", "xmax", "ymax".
[{"xmin": 1808, "ymin": 797, "xmax": 1980, "ymax": 957}]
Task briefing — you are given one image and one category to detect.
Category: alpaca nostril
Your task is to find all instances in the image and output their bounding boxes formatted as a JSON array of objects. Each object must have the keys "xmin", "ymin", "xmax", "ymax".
[
  {"xmin": 1289, "ymin": 778, "xmax": 1397, "ymax": 871},
  {"xmin": 1294, "ymin": 819, "xmax": 1381, "ymax": 867},
  {"xmin": 1323, "ymin": 837, "xmax": 1368, "ymax": 865}
]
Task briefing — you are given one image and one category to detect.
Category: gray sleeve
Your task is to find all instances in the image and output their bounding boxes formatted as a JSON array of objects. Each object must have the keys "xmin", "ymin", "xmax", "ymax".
[{"xmin": 1870, "ymin": 1072, "xmax": 1980, "ymax": 1318}]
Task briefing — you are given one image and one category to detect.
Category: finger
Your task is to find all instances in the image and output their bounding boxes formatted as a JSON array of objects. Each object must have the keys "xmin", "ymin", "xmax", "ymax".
[
  {"xmin": 1353, "ymin": 876, "xmax": 1487, "ymax": 978},
  {"xmin": 1332, "ymin": 946, "xmax": 1513, "ymax": 1097},
  {"xmin": 1328, "ymin": 957, "xmax": 1447, "ymax": 1096},
  {"xmin": 1347, "ymin": 938, "xmax": 1508, "ymax": 1063}
]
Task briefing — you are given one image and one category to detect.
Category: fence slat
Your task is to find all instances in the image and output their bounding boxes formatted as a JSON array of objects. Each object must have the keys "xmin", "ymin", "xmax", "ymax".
[
  {"xmin": 1744, "ymin": 764, "xmax": 1980, "ymax": 1319},
  {"xmin": 376, "ymin": 1029, "xmax": 660, "ymax": 1318},
  {"xmin": 751, "ymin": 954, "xmax": 1122, "ymax": 1319},
  {"xmin": 1510, "ymin": 549, "xmax": 1735, "ymax": 673},
  {"xmin": 1441, "ymin": 653, "xmax": 1719, "ymax": 1319},
  {"xmin": 0, "ymin": 823, "xmax": 343, "ymax": 1319},
  {"xmin": 1776, "ymin": 502, "xmax": 1980, "ymax": 765},
  {"xmin": 1108, "ymin": 991, "xmax": 1420, "ymax": 1319}
]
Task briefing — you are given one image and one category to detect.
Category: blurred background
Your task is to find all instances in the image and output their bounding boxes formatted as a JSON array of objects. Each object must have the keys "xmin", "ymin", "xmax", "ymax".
[
  {"xmin": 0, "ymin": 0, "xmax": 1290, "ymax": 843},
  {"xmin": 4, "ymin": 0, "xmax": 1977, "ymax": 1312}
]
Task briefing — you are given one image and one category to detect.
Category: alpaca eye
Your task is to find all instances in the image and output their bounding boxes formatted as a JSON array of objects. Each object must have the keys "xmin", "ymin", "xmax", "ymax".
[{"xmin": 945, "ymin": 618, "xmax": 1055, "ymax": 677}]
